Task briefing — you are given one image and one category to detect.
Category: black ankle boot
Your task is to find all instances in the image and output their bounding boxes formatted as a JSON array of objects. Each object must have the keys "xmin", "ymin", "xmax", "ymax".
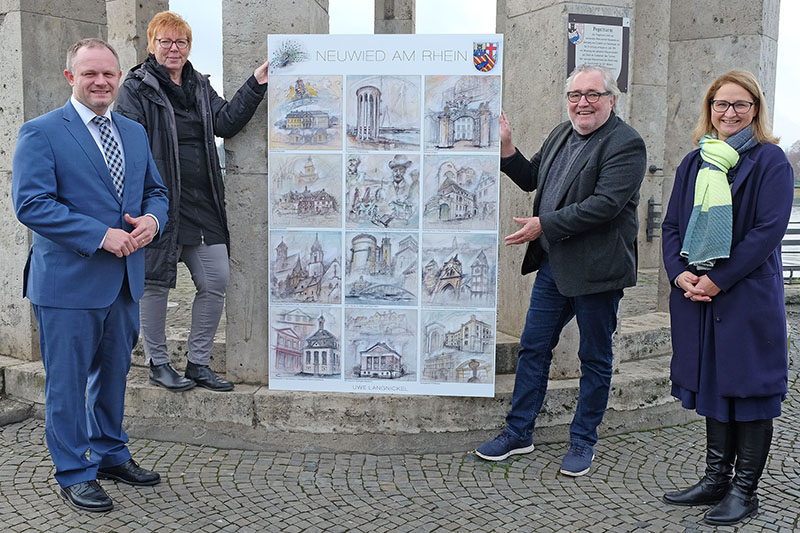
[
  {"xmin": 704, "ymin": 418, "xmax": 773, "ymax": 526},
  {"xmin": 663, "ymin": 418, "xmax": 735, "ymax": 506}
]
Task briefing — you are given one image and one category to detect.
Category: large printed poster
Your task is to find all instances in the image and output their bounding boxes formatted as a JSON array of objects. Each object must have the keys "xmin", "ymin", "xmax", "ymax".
[{"xmin": 267, "ymin": 34, "xmax": 503, "ymax": 397}]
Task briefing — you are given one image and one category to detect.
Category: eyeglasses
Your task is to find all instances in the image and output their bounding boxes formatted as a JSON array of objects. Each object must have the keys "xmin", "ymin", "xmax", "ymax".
[
  {"xmin": 710, "ymin": 100, "xmax": 755, "ymax": 114},
  {"xmin": 567, "ymin": 91, "xmax": 611, "ymax": 103},
  {"xmin": 156, "ymin": 38, "xmax": 189, "ymax": 50}
]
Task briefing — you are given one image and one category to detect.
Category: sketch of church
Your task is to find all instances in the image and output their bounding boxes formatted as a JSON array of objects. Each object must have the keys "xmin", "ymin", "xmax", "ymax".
[
  {"xmin": 301, "ymin": 315, "xmax": 341, "ymax": 376},
  {"xmin": 422, "ymin": 248, "xmax": 491, "ymax": 304},
  {"xmin": 270, "ymin": 154, "xmax": 341, "ymax": 228},
  {"xmin": 346, "ymin": 232, "xmax": 417, "ymax": 304},
  {"xmin": 423, "ymin": 159, "xmax": 497, "ymax": 227},
  {"xmin": 271, "ymin": 234, "xmax": 341, "ymax": 304},
  {"xmin": 359, "ymin": 342, "xmax": 403, "ymax": 378}
]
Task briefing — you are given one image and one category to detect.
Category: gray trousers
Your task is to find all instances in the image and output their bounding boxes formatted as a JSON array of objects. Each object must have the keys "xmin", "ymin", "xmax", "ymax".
[{"xmin": 140, "ymin": 243, "xmax": 229, "ymax": 366}]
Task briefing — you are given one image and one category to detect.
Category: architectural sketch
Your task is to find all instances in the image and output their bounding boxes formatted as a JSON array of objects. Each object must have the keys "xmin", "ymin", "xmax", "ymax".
[
  {"xmin": 345, "ymin": 153, "xmax": 420, "ymax": 229},
  {"xmin": 269, "ymin": 75, "xmax": 342, "ymax": 150},
  {"xmin": 421, "ymin": 233, "xmax": 497, "ymax": 307},
  {"xmin": 270, "ymin": 153, "xmax": 342, "ymax": 227},
  {"xmin": 345, "ymin": 231, "xmax": 418, "ymax": 305},
  {"xmin": 270, "ymin": 306, "xmax": 341, "ymax": 379},
  {"xmin": 270, "ymin": 230, "xmax": 342, "ymax": 304},
  {"xmin": 424, "ymin": 75, "xmax": 501, "ymax": 152},
  {"xmin": 346, "ymin": 75, "xmax": 421, "ymax": 151},
  {"xmin": 421, "ymin": 310, "xmax": 494, "ymax": 384},
  {"xmin": 422, "ymin": 154, "xmax": 498, "ymax": 230},
  {"xmin": 344, "ymin": 309, "xmax": 417, "ymax": 380}
]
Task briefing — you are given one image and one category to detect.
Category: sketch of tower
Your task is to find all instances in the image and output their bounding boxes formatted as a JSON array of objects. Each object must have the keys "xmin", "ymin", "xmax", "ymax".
[
  {"xmin": 379, "ymin": 237, "xmax": 392, "ymax": 272},
  {"xmin": 297, "ymin": 156, "xmax": 318, "ymax": 184},
  {"xmin": 356, "ymin": 86, "xmax": 381, "ymax": 141},
  {"xmin": 307, "ymin": 234, "xmax": 324, "ymax": 278},
  {"xmin": 470, "ymin": 250, "xmax": 490, "ymax": 298},
  {"xmin": 350, "ymin": 233, "xmax": 377, "ymax": 273},
  {"xmin": 423, "ymin": 259, "xmax": 439, "ymax": 294}
]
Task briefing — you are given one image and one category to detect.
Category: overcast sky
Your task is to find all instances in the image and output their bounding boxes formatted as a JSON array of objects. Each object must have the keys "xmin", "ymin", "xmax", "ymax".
[{"xmin": 169, "ymin": 0, "xmax": 798, "ymax": 148}]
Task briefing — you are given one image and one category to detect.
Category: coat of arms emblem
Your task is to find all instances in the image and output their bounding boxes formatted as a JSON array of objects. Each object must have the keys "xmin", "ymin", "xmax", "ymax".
[{"xmin": 473, "ymin": 42, "xmax": 498, "ymax": 72}]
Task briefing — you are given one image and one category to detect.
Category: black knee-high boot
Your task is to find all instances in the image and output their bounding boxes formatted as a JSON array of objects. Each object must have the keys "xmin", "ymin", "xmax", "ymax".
[
  {"xmin": 704, "ymin": 418, "xmax": 773, "ymax": 526},
  {"xmin": 663, "ymin": 417, "xmax": 735, "ymax": 506}
]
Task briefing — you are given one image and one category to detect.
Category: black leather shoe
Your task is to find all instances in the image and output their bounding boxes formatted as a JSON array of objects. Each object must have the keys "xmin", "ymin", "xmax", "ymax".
[
  {"xmin": 150, "ymin": 362, "xmax": 196, "ymax": 391},
  {"xmin": 97, "ymin": 459, "xmax": 161, "ymax": 486},
  {"xmin": 61, "ymin": 480, "xmax": 113, "ymax": 512},
  {"xmin": 185, "ymin": 361, "xmax": 234, "ymax": 391}
]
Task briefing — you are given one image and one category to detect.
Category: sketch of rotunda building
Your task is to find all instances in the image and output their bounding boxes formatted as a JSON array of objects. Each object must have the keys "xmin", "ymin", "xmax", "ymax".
[
  {"xmin": 302, "ymin": 315, "xmax": 341, "ymax": 376},
  {"xmin": 356, "ymin": 85, "xmax": 380, "ymax": 141}
]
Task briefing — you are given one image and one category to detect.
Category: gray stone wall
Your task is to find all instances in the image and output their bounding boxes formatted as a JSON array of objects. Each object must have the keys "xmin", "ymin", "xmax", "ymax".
[
  {"xmin": 106, "ymin": 0, "xmax": 169, "ymax": 72},
  {"xmin": 375, "ymin": 0, "xmax": 414, "ymax": 34},
  {"xmin": 0, "ymin": 1, "xmax": 108, "ymax": 359},
  {"xmin": 221, "ymin": 0, "xmax": 329, "ymax": 383}
]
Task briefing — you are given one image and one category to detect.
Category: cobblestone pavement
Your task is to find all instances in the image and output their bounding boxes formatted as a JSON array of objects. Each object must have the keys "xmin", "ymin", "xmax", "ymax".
[{"xmin": 1, "ymin": 305, "xmax": 797, "ymax": 532}]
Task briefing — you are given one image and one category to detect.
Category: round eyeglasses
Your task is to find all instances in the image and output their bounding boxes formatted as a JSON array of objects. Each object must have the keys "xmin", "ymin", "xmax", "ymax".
[
  {"xmin": 566, "ymin": 91, "xmax": 611, "ymax": 103},
  {"xmin": 156, "ymin": 38, "xmax": 189, "ymax": 50},
  {"xmin": 710, "ymin": 100, "xmax": 755, "ymax": 114}
]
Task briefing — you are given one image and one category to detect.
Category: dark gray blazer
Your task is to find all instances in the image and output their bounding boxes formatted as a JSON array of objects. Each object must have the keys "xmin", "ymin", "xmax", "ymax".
[{"xmin": 501, "ymin": 113, "xmax": 647, "ymax": 297}]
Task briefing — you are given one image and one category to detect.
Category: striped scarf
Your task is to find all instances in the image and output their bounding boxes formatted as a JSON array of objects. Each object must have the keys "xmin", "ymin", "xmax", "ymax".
[{"xmin": 680, "ymin": 125, "xmax": 757, "ymax": 270}]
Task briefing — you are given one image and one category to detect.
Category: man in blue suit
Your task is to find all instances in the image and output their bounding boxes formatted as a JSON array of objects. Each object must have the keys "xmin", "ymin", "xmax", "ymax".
[{"xmin": 12, "ymin": 38, "xmax": 169, "ymax": 512}]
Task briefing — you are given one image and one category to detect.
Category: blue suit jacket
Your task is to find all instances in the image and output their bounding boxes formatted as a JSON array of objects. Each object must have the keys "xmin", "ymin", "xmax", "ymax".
[{"xmin": 12, "ymin": 100, "xmax": 169, "ymax": 309}]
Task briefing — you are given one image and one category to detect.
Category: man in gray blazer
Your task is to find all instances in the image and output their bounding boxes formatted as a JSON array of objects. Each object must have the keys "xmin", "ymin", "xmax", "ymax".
[{"xmin": 476, "ymin": 65, "xmax": 646, "ymax": 477}]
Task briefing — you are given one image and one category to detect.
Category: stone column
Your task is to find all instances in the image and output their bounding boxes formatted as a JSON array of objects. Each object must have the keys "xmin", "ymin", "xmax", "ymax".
[
  {"xmin": 628, "ymin": 0, "xmax": 670, "ymax": 269},
  {"xmin": 656, "ymin": 0, "xmax": 780, "ymax": 311},
  {"xmin": 375, "ymin": 0, "xmax": 414, "ymax": 34},
  {"xmin": 106, "ymin": 0, "xmax": 168, "ymax": 72},
  {"xmin": 221, "ymin": 0, "xmax": 329, "ymax": 383},
  {"xmin": 497, "ymin": 1, "xmax": 636, "ymax": 378},
  {"xmin": 0, "ymin": 1, "xmax": 108, "ymax": 360}
]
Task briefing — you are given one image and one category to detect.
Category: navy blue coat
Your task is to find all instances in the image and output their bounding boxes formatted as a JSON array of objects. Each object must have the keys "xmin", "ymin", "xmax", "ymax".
[{"xmin": 662, "ymin": 142, "xmax": 794, "ymax": 397}]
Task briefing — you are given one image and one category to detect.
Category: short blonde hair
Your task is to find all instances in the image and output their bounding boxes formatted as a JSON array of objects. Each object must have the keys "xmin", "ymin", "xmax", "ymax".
[
  {"xmin": 146, "ymin": 11, "xmax": 192, "ymax": 55},
  {"xmin": 692, "ymin": 70, "xmax": 779, "ymax": 145}
]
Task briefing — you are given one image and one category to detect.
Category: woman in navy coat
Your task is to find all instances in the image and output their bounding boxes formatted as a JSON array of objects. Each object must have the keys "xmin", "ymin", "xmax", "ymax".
[{"xmin": 661, "ymin": 70, "xmax": 793, "ymax": 526}]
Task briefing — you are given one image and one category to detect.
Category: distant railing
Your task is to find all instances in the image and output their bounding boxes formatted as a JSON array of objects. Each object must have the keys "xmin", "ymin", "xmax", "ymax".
[{"xmin": 783, "ymin": 222, "xmax": 800, "ymax": 284}]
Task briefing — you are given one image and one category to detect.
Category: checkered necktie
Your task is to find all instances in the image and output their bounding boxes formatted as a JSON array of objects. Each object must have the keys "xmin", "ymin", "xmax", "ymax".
[{"xmin": 91, "ymin": 116, "xmax": 125, "ymax": 197}]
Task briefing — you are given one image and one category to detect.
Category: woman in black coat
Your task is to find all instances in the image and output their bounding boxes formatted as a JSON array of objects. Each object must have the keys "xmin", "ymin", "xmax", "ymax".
[{"xmin": 115, "ymin": 11, "xmax": 268, "ymax": 392}]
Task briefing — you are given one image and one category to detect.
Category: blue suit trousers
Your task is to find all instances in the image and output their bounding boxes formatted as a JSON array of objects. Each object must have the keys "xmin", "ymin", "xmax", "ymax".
[{"xmin": 33, "ymin": 284, "xmax": 136, "ymax": 488}]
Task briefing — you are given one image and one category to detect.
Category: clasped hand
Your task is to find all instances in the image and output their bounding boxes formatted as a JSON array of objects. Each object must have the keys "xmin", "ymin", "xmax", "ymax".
[
  {"xmin": 676, "ymin": 271, "xmax": 720, "ymax": 302},
  {"xmin": 102, "ymin": 213, "xmax": 157, "ymax": 258}
]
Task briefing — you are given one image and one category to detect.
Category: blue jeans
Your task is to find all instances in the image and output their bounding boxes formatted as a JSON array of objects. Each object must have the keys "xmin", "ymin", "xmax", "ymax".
[{"xmin": 505, "ymin": 259, "xmax": 622, "ymax": 446}]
